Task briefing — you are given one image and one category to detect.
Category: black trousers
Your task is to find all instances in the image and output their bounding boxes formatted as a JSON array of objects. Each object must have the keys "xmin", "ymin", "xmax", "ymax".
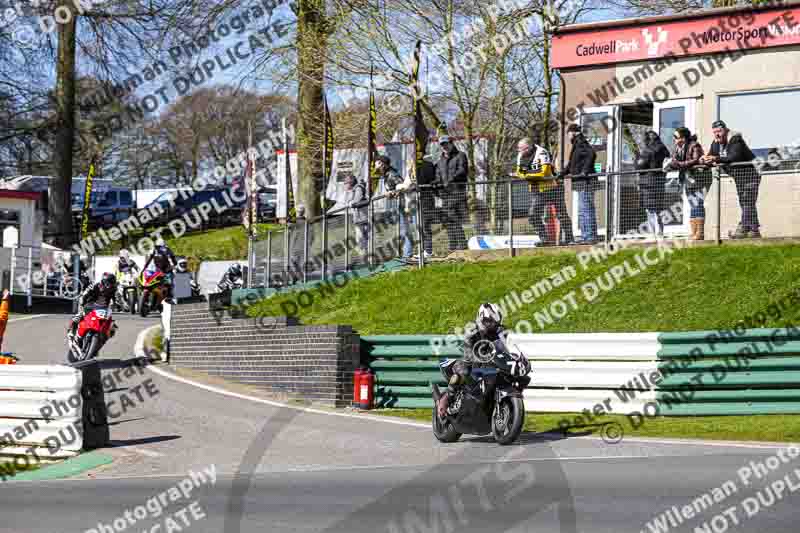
[
  {"xmin": 734, "ymin": 177, "xmax": 761, "ymax": 231},
  {"xmin": 440, "ymin": 187, "xmax": 468, "ymax": 251}
]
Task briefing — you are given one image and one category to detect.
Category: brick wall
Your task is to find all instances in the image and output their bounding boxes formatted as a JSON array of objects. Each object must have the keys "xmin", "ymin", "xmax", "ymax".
[{"xmin": 169, "ymin": 302, "xmax": 361, "ymax": 407}]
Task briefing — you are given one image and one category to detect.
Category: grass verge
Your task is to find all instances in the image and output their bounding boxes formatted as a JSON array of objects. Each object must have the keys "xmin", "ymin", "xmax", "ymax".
[
  {"xmin": 249, "ymin": 242, "xmax": 800, "ymax": 334},
  {"xmin": 374, "ymin": 408, "xmax": 800, "ymax": 443}
]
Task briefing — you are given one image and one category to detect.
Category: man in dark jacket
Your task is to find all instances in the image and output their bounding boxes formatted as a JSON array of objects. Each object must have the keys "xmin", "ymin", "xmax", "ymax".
[
  {"xmin": 435, "ymin": 136, "xmax": 468, "ymax": 251},
  {"xmin": 636, "ymin": 131, "xmax": 670, "ymax": 238},
  {"xmin": 701, "ymin": 120, "xmax": 761, "ymax": 238},
  {"xmin": 560, "ymin": 124, "xmax": 597, "ymax": 243}
]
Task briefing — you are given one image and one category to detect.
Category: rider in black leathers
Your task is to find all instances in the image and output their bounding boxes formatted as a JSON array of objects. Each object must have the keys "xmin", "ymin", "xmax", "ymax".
[
  {"xmin": 437, "ymin": 303, "xmax": 508, "ymax": 417},
  {"xmin": 68, "ymin": 272, "xmax": 117, "ymax": 341},
  {"xmin": 142, "ymin": 238, "xmax": 177, "ymax": 300}
]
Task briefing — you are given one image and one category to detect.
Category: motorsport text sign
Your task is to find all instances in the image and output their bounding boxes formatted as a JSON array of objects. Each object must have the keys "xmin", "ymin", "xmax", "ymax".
[{"xmin": 552, "ymin": 6, "xmax": 800, "ymax": 69}]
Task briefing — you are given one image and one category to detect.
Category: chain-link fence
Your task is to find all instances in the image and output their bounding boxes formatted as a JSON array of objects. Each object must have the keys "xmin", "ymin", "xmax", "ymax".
[{"xmin": 251, "ymin": 160, "xmax": 800, "ymax": 288}]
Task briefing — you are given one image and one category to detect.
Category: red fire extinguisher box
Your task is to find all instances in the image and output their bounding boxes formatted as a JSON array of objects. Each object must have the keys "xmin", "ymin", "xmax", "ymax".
[
  {"xmin": 353, "ymin": 368, "xmax": 364, "ymax": 407},
  {"xmin": 353, "ymin": 367, "xmax": 374, "ymax": 410}
]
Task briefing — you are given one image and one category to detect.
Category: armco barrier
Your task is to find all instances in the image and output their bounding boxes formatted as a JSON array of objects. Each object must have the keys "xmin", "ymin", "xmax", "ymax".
[
  {"xmin": 655, "ymin": 327, "xmax": 800, "ymax": 415},
  {"xmin": 0, "ymin": 361, "xmax": 108, "ymax": 461},
  {"xmin": 364, "ymin": 327, "xmax": 800, "ymax": 415}
]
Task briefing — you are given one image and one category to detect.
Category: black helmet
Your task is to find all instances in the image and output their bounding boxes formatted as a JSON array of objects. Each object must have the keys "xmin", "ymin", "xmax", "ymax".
[
  {"xmin": 176, "ymin": 257, "xmax": 188, "ymax": 272},
  {"xmin": 100, "ymin": 272, "xmax": 117, "ymax": 291},
  {"xmin": 230, "ymin": 263, "xmax": 243, "ymax": 277}
]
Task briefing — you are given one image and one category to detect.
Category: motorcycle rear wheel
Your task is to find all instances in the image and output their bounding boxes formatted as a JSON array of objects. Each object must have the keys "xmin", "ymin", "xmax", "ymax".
[
  {"xmin": 432, "ymin": 408, "xmax": 462, "ymax": 443},
  {"xmin": 492, "ymin": 396, "xmax": 525, "ymax": 445}
]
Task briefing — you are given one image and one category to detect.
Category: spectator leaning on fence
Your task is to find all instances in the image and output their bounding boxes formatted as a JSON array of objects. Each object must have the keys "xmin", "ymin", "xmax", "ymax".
[
  {"xmin": 513, "ymin": 133, "xmax": 574, "ymax": 246},
  {"xmin": 344, "ymin": 173, "xmax": 370, "ymax": 256},
  {"xmin": 560, "ymin": 124, "xmax": 598, "ymax": 244},
  {"xmin": 700, "ymin": 119, "xmax": 761, "ymax": 239},
  {"xmin": 636, "ymin": 131, "xmax": 670, "ymax": 239},
  {"xmin": 435, "ymin": 136, "xmax": 469, "ymax": 251},
  {"xmin": 667, "ymin": 127, "xmax": 707, "ymax": 240}
]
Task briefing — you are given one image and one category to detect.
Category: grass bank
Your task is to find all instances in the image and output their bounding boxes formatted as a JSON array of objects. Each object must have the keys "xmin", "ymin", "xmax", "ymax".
[{"xmin": 249, "ymin": 242, "xmax": 800, "ymax": 334}]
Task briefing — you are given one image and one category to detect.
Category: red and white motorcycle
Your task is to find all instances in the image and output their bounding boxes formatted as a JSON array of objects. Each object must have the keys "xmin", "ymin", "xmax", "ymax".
[{"xmin": 66, "ymin": 305, "xmax": 117, "ymax": 363}]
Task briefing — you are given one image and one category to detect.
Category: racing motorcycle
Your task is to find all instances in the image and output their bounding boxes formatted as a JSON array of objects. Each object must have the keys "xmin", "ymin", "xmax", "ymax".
[
  {"xmin": 66, "ymin": 306, "xmax": 117, "ymax": 363},
  {"xmin": 431, "ymin": 339, "xmax": 532, "ymax": 445},
  {"xmin": 137, "ymin": 268, "xmax": 168, "ymax": 318},
  {"xmin": 115, "ymin": 271, "xmax": 138, "ymax": 315}
]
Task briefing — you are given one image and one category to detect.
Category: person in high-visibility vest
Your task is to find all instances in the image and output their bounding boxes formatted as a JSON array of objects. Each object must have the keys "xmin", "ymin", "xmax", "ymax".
[
  {"xmin": 513, "ymin": 136, "xmax": 574, "ymax": 246},
  {"xmin": 0, "ymin": 289, "xmax": 10, "ymax": 352}
]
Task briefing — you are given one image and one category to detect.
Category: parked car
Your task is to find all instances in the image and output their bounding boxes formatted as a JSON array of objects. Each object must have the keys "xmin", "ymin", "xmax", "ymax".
[
  {"xmin": 72, "ymin": 187, "xmax": 134, "ymax": 227},
  {"xmin": 144, "ymin": 188, "xmax": 245, "ymax": 228},
  {"xmin": 257, "ymin": 188, "xmax": 277, "ymax": 222}
]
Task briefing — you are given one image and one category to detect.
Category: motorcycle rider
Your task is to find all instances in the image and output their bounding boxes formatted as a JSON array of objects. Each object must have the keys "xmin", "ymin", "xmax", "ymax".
[
  {"xmin": 175, "ymin": 256, "xmax": 200, "ymax": 296},
  {"xmin": 68, "ymin": 272, "xmax": 118, "ymax": 341},
  {"xmin": 436, "ymin": 303, "xmax": 508, "ymax": 417},
  {"xmin": 115, "ymin": 249, "xmax": 139, "ymax": 278},
  {"xmin": 218, "ymin": 263, "xmax": 244, "ymax": 293},
  {"xmin": 142, "ymin": 237, "xmax": 177, "ymax": 300}
]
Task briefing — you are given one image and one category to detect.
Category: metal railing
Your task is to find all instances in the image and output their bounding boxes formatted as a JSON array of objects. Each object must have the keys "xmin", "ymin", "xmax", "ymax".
[{"xmin": 252, "ymin": 159, "xmax": 800, "ymax": 288}]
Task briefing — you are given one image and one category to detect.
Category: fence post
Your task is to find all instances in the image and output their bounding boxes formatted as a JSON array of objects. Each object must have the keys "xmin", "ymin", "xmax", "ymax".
[
  {"xmin": 417, "ymin": 187, "xmax": 424, "ymax": 268},
  {"xmin": 266, "ymin": 231, "xmax": 272, "ymax": 289},
  {"xmin": 9, "ymin": 247, "xmax": 14, "ymax": 297},
  {"xmin": 284, "ymin": 225, "xmax": 290, "ymax": 286},
  {"xmin": 302, "ymin": 219, "xmax": 309, "ymax": 284},
  {"xmin": 345, "ymin": 207, "xmax": 351, "ymax": 272},
  {"xmin": 507, "ymin": 179, "xmax": 514, "ymax": 257},
  {"xmin": 396, "ymin": 198, "xmax": 401, "ymax": 259},
  {"xmin": 714, "ymin": 167, "xmax": 722, "ymax": 244},
  {"xmin": 368, "ymin": 199, "xmax": 374, "ymax": 269},
  {"xmin": 72, "ymin": 252, "xmax": 79, "ymax": 314},
  {"xmin": 27, "ymin": 247, "xmax": 32, "ymax": 310},
  {"xmin": 322, "ymin": 212, "xmax": 328, "ymax": 282},
  {"xmin": 605, "ymin": 174, "xmax": 613, "ymax": 251}
]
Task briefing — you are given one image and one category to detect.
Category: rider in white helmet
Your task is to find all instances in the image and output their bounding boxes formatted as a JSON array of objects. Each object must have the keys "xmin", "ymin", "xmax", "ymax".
[
  {"xmin": 115, "ymin": 249, "xmax": 139, "ymax": 279},
  {"xmin": 437, "ymin": 303, "xmax": 508, "ymax": 417}
]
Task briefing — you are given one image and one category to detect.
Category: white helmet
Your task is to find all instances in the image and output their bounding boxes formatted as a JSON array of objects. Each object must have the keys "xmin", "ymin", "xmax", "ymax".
[
  {"xmin": 154, "ymin": 237, "xmax": 166, "ymax": 247},
  {"xmin": 119, "ymin": 249, "xmax": 129, "ymax": 260},
  {"xmin": 476, "ymin": 303, "xmax": 503, "ymax": 335}
]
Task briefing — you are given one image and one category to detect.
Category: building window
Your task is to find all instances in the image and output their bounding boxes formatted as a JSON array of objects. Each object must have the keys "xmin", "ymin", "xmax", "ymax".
[
  {"xmin": 0, "ymin": 209, "xmax": 21, "ymax": 248},
  {"xmin": 718, "ymin": 88, "xmax": 800, "ymax": 158}
]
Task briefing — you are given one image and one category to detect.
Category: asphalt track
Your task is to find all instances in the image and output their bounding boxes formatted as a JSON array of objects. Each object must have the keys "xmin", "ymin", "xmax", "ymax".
[{"xmin": 0, "ymin": 314, "xmax": 797, "ymax": 533}]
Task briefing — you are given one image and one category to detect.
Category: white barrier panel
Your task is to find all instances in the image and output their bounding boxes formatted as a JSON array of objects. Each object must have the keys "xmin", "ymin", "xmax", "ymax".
[
  {"xmin": 529, "ymin": 361, "xmax": 661, "ymax": 388},
  {"xmin": 524, "ymin": 388, "xmax": 656, "ymax": 414},
  {"xmin": 0, "ymin": 365, "xmax": 83, "ymax": 455},
  {"xmin": 507, "ymin": 332, "xmax": 660, "ymax": 360},
  {"xmin": 197, "ymin": 260, "xmax": 244, "ymax": 295}
]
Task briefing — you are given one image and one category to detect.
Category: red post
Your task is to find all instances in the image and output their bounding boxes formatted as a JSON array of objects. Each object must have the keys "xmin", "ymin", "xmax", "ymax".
[{"xmin": 353, "ymin": 368, "xmax": 364, "ymax": 407}]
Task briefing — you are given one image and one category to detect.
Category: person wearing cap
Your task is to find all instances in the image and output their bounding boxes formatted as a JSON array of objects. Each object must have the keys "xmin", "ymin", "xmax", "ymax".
[
  {"xmin": 375, "ymin": 155, "xmax": 411, "ymax": 256},
  {"xmin": 435, "ymin": 136, "xmax": 469, "ymax": 251},
  {"xmin": 700, "ymin": 120, "xmax": 761, "ymax": 239},
  {"xmin": 560, "ymin": 123, "xmax": 598, "ymax": 243}
]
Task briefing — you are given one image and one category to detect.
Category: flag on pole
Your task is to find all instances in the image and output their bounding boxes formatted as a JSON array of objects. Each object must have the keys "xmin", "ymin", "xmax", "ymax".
[
  {"xmin": 284, "ymin": 118, "xmax": 295, "ymax": 221},
  {"xmin": 322, "ymin": 93, "xmax": 334, "ymax": 208},
  {"xmin": 80, "ymin": 157, "xmax": 97, "ymax": 242},
  {"xmin": 410, "ymin": 40, "xmax": 429, "ymax": 180},
  {"xmin": 367, "ymin": 65, "xmax": 379, "ymax": 196}
]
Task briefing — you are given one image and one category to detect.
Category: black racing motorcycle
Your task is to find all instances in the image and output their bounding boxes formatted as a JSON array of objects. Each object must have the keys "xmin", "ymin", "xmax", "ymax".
[{"xmin": 431, "ymin": 339, "xmax": 532, "ymax": 445}]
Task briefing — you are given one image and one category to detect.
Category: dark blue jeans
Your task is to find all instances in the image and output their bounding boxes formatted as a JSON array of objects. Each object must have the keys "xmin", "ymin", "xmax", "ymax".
[{"xmin": 577, "ymin": 190, "xmax": 598, "ymax": 241}]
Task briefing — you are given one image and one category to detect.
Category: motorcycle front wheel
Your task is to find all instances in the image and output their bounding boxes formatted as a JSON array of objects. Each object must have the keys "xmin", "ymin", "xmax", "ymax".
[
  {"xmin": 432, "ymin": 407, "xmax": 462, "ymax": 443},
  {"xmin": 128, "ymin": 289, "xmax": 137, "ymax": 315},
  {"xmin": 83, "ymin": 332, "xmax": 103, "ymax": 361},
  {"xmin": 492, "ymin": 396, "xmax": 525, "ymax": 445},
  {"xmin": 139, "ymin": 292, "xmax": 149, "ymax": 317}
]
